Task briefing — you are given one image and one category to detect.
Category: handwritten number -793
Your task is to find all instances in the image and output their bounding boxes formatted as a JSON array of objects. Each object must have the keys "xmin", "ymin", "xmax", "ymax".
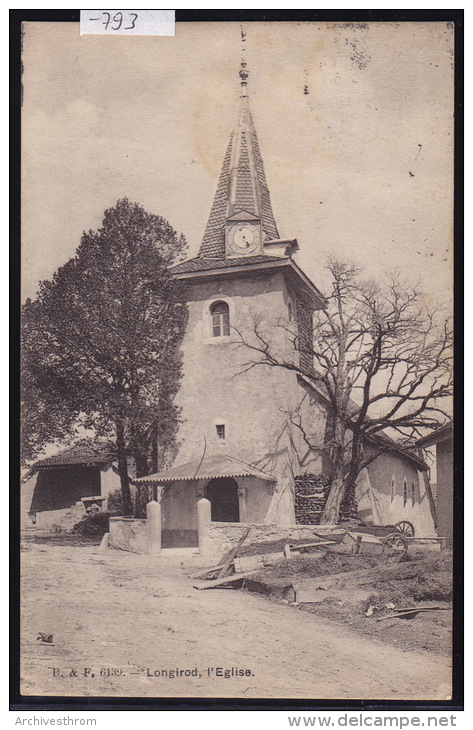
[{"xmin": 100, "ymin": 12, "xmax": 138, "ymax": 30}]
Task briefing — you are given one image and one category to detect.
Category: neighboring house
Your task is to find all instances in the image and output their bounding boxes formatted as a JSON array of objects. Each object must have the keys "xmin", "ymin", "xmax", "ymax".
[
  {"xmin": 356, "ymin": 442, "xmax": 436, "ymax": 536},
  {"xmin": 21, "ymin": 441, "xmax": 127, "ymax": 531},
  {"xmin": 133, "ymin": 63, "xmax": 436, "ymax": 544},
  {"xmin": 417, "ymin": 422, "xmax": 453, "ymax": 547}
]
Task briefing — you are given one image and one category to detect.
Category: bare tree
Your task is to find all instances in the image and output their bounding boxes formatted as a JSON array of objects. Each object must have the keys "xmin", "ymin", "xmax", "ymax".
[{"xmin": 235, "ymin": 259, "xmax": 453, "ymax": 523}]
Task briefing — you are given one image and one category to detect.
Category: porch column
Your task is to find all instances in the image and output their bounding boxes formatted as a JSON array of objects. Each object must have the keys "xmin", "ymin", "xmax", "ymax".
[
  {"xmin": 197, "ymin": 498, "xmax": 212, "ymax": 557},
  {"xmin": 238, "ymin": 484, "xmax": 247, "ymax": 522},
  {"xmin": 146, "ymin": 500, "xmax": 161, "ymax": 556}
]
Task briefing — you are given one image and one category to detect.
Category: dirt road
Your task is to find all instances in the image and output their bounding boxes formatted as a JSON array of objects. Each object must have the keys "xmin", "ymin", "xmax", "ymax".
[{"xmin": 20, "ymin": 540, "xmax": 452, "ymax": 700}]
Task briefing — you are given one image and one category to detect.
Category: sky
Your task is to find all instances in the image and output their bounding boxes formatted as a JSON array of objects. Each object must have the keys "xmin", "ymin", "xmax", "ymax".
[{"xmin": 22, "ymin": 21, "xmax": 454, "ymax": 306}]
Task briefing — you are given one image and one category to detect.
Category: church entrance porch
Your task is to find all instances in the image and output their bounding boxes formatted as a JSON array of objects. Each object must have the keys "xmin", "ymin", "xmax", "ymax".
[
  {"xmin": 133, "ymin": 453, "xmax": 277, "ymax": 548},
  {"xmin": 205, "ymin": 477, "xmax": 240, "ymax": 522}
]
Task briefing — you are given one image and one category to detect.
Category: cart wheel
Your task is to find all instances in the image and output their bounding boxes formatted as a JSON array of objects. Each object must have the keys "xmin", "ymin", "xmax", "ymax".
[
  {"xmin": 382, "ymin": 532, "xmax": 408, "ymax": 556},
  {"xmin": 394, "ymin": 520, "xmax": 415, "ymax": 537}
]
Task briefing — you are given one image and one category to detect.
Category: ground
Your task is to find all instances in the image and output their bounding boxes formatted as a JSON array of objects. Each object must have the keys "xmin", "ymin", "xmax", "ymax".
[
  {"xmin": 20, "ymin": 536, "xmax": 452, "ymax": 700},
  {"xmin": 244, "ymin": 548, "xmax": 453, "ymax": 657}
]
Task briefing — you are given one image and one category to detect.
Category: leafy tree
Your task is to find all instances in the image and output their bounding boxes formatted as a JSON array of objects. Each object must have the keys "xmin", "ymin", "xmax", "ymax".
[
  {"xmin": 22, "ymin": 198, "xmax": 188, "ymax": 515},
  {"xmin": 236, "ymin": 259, "xmax": 452, "ymax": 523}
]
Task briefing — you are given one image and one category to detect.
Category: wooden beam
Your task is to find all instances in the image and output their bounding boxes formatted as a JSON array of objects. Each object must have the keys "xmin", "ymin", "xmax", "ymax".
[
  {"xmin": 292, "ymin": 559, "xmax": 428, "ymax": 592},
  {"xmin": 217, "ymin": 527, "xmax": 252, "ymax": 578},
  {"xmin": 193, "ymin": 570, "xmax": 260, "ymax": 590}
]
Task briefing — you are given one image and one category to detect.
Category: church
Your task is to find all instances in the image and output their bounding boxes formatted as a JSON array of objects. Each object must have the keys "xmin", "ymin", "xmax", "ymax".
[{"xmin": 134, "ymin": 62, "xmax": 437, "ymax": 547}]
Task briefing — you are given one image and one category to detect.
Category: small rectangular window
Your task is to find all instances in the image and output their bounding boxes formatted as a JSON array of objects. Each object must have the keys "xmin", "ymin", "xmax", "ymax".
[{"xmin": 216, "ymin": 424, "xmax": 225, "ymax": 440}]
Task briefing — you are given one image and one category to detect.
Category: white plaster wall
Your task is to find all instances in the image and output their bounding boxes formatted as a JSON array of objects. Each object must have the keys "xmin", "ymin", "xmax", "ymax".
[
  {"xmin": 366, "ymin": 452, "xmax": 436, "ymax": 535},
  {"xmin": 174, "ymin": 270, "xmax": 325, "ymax": 526},
  {"xmin": 100, "ymin": 464, "xmax": 122, "ymax": 509}
]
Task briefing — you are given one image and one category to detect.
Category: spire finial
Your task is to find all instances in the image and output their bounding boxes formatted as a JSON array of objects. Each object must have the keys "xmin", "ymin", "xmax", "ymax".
[{"xmin": 239, "ymin": 26, "xmax": 248, "ymax": 97}]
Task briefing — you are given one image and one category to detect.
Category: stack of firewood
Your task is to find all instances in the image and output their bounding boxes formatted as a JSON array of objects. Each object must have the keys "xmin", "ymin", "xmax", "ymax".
[{"xmin": 294, "ymin": 474, "xmax": 331, "ymax": 524}]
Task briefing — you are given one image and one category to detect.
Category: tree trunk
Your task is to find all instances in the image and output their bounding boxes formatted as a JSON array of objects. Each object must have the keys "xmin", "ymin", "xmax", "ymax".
[
  {"xmin": 116, "ymin": 419, "xmax": 134, "ymax": 516},
  {"xmin": 342, "ymin": 434, "xmax": 364, "ymax": 520},
  {"xmin": 321, "ymin": 471, "xmax": 346, "ymax": 523},
  {"xmin": 321, "ymin": 416, "xmax": 346, "ymax": 523}
]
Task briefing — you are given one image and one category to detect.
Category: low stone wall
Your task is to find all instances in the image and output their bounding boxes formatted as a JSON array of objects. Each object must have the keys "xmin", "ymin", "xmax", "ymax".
[
  {"xmin": 109, "ymin": 517, "xmax": 147, "ymax": 554},
  {"xmin": 35, "ymin": 501, "xmax": 87, "ymax": 532},
  {"xmin": 204, "ymin": 522, "xmax": 337, "ymax": 560}
]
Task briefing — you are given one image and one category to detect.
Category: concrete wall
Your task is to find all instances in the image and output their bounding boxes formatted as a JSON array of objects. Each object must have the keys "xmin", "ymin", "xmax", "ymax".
[
  {"xmin": 362, "ymin": 451, "xmax": 436, "ymax": 535},
  {"xmin": 436, "ymin": 439, "xmax": 453, "ymax": 547},
  {"xmin": 174, "ymin": 270, "xmax": 326, "ymax": 526},
  {"xmin": 109, "ymin": 517, "xmax": 147, "ymax": 553}
]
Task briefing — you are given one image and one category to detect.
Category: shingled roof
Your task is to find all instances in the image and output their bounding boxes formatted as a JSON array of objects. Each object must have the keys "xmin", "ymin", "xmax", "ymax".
[
  {"xmin": 198, "ymin": 79, "xmax": 279, "ymax": 258},
  {"xmin": 170, "ymin": 254, "xmax": 285, "ymax": 275},
  {"xmin": 133, "ymin": 453, "xmax": 276, "ymax": 485},
  {"xmin": 32, "ymin": 440, "xmax": 116, "ymax": 469}
]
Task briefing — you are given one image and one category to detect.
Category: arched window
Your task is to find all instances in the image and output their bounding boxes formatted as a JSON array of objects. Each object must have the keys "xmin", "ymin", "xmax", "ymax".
[
  {"xmin": 210, "ymin": 301, "xmax": 230, "ymax": 337},
  {"xmin": 411, "ymin": 481, "xmax": 416, "ymax": 505},
  {"xmin": 390, "ymin": 477, "xmax": 395, "ymax": 502},
  {"xmin": 403, "ymin": 477, "xmax": 408, "ymax": 507}
]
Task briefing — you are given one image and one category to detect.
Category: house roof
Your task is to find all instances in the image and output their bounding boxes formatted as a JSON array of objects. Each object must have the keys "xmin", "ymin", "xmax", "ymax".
[
  {"xmin": 297, "ymin": 374, "xmax": 428, "ymax": 471},
  {"xmin": 133, "ymin": 453, "xmax": 276, "ymax": 485},
  {"xmin": 32, "ymin": 440, "xmax": 116, "ymax": 470},
  {"xmin": 367, "ymin": 432, "xmax": 428, "ymax": 471},
  {"xmin": 416, "ymin": 422, "xmax": 453, "ymax": 447}
]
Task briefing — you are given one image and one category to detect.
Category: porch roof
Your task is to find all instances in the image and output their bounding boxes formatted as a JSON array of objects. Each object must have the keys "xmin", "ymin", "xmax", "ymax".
[{"xmin": 133, "ymin": 454, "xmax": 276, "ymax": 485}]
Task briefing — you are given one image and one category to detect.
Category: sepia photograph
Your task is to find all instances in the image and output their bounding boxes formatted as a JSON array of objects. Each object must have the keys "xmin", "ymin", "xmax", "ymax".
[{"xmin": 18, "ymin": 16, "xmax": 457, "ymax": 704}]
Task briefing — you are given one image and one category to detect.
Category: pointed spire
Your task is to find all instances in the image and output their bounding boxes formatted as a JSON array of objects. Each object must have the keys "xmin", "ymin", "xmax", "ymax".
[
  {"xmin": 198, "ymin": 45, "xmax": 279, "ymax": 259},
  {"xmin": 239, "ymin": 26, "xmax": 248, "ymax": 98}
]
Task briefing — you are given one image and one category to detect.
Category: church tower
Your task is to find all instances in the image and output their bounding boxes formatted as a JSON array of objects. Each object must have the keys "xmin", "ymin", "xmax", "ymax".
[
  {"xmin": 199, "ymin": 61, "xmax": 280, "ymax": 260},
  {"xmin": 143, "ymin": 59, "xmax": 327, "ymax": 543}
]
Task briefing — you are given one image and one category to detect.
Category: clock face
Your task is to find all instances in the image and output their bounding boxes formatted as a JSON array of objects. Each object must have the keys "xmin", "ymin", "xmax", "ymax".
[{"xmin": 227, "ymin": 223, "xmax": 261, "ymax": 254}]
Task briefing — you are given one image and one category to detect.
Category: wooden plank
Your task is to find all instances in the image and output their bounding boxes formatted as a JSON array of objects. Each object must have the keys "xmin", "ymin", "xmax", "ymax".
[
  {"xmin": 289, "ymin": 540, "xmax": 338, "ymax": 550},
  {"xmin": 377, "ymin": 607, "xmax": 450, "ymax": 622},
  {"xmin": 234, "ymin": 552, "xmax": 285, "ymax": 572},
  {"xmin": 193, "ymin": 570, "xmax": 260, "ymax": 590},
  {"xmin": 217, "ymin": 527, "xmax": 252, "ymax": 578},
  {"xmin": 292, "ymin": 559, "xmax": 428, "ymax": 591},
  {"xmin": 262, "ymin": 551, "xmax": 285, "ymax": 565},
  {"xmin": 234, "ymin": 555, "xmax": 265, "ymax": 572}
]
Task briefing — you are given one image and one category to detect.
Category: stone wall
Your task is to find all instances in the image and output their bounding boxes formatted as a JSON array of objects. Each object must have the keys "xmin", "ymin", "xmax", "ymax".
[
  {"xmin": 35, "ymin": 501, "xmax": 87, "ymax": 532},
  {"xmin": 109, "ymin": 517, "xmax": 147, "ymax": 554},
  {"xmin": 204, "ymin": 521, "xmax": 337, "ymax": 561}
]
